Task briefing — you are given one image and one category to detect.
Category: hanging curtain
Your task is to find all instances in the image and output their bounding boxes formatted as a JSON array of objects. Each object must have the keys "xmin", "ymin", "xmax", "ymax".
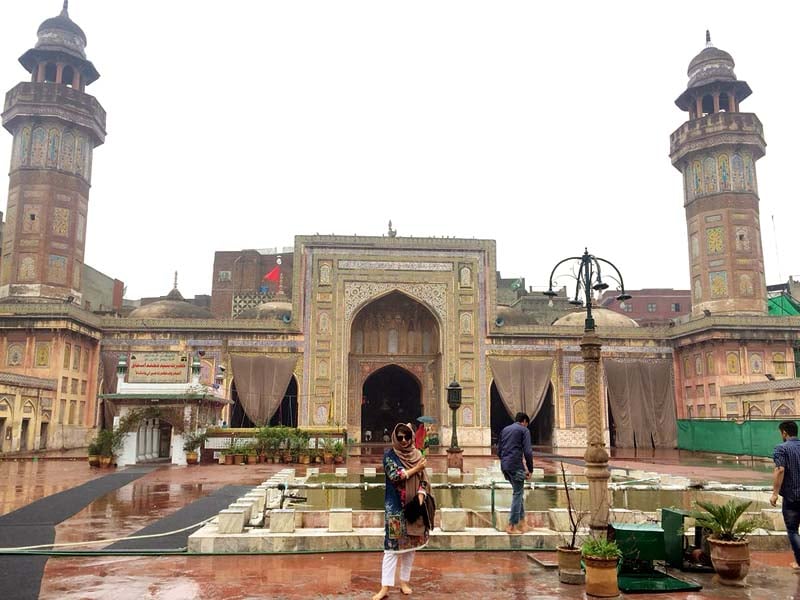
[
  {"xmin": 488, "ymin": 357, "xmax": 554, "ymax": 419},
  {"xmin": 604, "ymin": 359, "xmax": 677, "ymax": 449},
  {"xmin": 230, "ymin": 355, "xmax": 298, "ymax": 425},
  {"xmin": 101, "ymin": 352, "xmax": 120, "ymax": 394},
  {"xmin": 100, "ymin": 352, "xmax": 121, "ymax": 429}
]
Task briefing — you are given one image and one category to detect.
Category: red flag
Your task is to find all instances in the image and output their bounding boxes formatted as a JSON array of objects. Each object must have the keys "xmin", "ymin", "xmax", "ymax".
[{"xmin": 263, "ymin": 266, "xmax": 280, "ymax": 282}]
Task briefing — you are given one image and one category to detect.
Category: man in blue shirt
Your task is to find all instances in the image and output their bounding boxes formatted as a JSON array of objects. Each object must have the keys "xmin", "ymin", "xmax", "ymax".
[
  {"xmin": 771, "ymin": 420, "xmax": 800, "ymax": 570},
  {"xmin": 497, "ymin": 412, "xmax": 533, "ymax": 534}
]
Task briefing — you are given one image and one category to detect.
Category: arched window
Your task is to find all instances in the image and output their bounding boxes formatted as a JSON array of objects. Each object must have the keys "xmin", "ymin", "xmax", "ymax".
[
  {"xmin": 44, "ymin": 63, "xmax": 57, "ymax": 83},
  {"xmin": 62, "ymin": 66, "xmax": 75, "ymax": 87},
  {"xmin": 701, "ymin": 94, "xmax": 714, "ymax": 115},
  {"xmin": 718, "ymin": 93, "xmax": 730, "ymax": 112}
]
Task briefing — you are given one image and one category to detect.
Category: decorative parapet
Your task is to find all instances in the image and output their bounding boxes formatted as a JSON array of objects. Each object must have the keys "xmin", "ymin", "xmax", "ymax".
[
  {"xmin": 669, "ymin": 112, "xmax": 765, "ymax": 164},
  {"xmin": 3, "ymin": 82, "xmax": 107, "ymax": 143}
]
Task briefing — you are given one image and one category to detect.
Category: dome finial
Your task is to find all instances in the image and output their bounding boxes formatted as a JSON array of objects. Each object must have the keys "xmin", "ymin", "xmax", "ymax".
[
  {"xmin": 62, "ymin": 1, "xmax": 69, "ymax": 16},
  {"xmin": 173, "ymin": 271, "xmax": 178, "ymax": 290},
  {"xmin": 705, "ymin": 30, "xmax": 713, "ymax": 47}
]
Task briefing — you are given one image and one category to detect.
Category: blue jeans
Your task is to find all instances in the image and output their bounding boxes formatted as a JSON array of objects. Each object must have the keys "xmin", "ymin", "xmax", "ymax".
[
  {"xmin": 503, "ymin": 469, "xmax": 526, "ymax": 526},
  {"xmin": 783, "ymin": 498, "xmax": 800, "ymax": 564}
]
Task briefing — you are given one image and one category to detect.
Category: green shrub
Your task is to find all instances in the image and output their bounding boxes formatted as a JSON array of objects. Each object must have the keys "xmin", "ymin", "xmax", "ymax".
[
  {"xmin": 182, "ymin": 430, "xmax": 208, "ymax": 453},
  {"xmin": 581, "ymin": 537, "xmax": 622, "ymax": 560}
]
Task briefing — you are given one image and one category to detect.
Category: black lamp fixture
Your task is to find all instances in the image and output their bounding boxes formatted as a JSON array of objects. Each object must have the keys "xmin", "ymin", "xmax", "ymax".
[
  {"xmin": 544, "ymin": 248, "xmax": 631, "ymax": 332},
  {"xmin": 446, "ymin": 377, "xmax": 462, "ymax": 449}
]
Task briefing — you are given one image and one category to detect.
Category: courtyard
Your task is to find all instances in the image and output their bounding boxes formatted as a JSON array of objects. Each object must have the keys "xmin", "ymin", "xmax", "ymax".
[{"xmin": 0, "ymin": 449, "xmax": 796, "ymax": 599}]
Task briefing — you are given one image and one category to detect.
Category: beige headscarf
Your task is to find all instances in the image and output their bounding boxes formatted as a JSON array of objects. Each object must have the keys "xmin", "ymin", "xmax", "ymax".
[{"xmin": 391, "ymin": 423, "xmax": 429, "ymax": 504}]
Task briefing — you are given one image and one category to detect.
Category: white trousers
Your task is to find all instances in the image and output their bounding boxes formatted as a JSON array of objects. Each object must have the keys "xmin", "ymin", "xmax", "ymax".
[{"xmin": 381, "ymin": 550, "xmax": 416, "ymax": 586}]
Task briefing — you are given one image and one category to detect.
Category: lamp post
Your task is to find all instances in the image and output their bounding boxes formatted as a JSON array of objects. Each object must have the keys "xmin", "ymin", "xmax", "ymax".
[
  {"xmin": 446, "ymin": 377, "xmax": 463, "ymax": 470},
  {"xmin": 544, "ymin": 248, "xmax": 630, "ymax": 538}
]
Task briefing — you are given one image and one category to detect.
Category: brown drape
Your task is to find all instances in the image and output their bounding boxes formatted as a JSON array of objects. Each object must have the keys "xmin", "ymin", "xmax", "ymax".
[
  {"xmin": 230, "ymin": 355, "xmax": 298, "ymax": 425},
  {"xmin": 604, "ymin": 359, "xmax": 677, "ymax": 449},
  {"xmin": 101, "ymin": 352, "xmax": 120, "ymax": 394},
  {"xmin": 100, "ymin": 352, "xmax": 120, "ymax": 429},
  {"xmin": 489, "ymin": 357, "xmax": 554, "ymax": 420}
]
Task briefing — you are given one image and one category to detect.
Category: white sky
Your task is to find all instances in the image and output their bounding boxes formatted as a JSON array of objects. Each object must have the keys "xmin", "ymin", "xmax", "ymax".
[{"xmin": 0, "ymin": 1, "xmax": 798, "ymax": 300}]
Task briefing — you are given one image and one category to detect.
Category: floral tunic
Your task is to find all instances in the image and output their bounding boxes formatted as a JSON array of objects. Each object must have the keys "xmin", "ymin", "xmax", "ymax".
[{"xmin": 383, "ymin": 448, "xmax": 429, "ymax": 552}]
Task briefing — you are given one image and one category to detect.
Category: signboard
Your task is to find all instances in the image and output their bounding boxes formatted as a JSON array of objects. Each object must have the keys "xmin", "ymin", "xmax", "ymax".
[{"xmin": 128, "ymin": 352, "xmax": 189, "ymax": 383}]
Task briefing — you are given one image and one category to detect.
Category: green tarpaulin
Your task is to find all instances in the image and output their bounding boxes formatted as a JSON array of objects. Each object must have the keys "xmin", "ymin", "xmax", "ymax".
[
  {"xmin": 768, "ymin": 293, "xmax": 800, "ymax": 316},
  {"xmin": 677, "ymin": 419, "xmax": 788, "ymax": 457}
]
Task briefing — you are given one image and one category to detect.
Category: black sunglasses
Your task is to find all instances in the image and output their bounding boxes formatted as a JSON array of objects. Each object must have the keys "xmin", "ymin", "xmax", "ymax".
[{"xmin": 397, "ymin": 434, "xmax": 411, "ymax": 441}]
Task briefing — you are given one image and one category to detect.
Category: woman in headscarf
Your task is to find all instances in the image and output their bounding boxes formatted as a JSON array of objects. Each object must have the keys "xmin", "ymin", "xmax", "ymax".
[{"xmin": 373, "ymin": 423, "xmax": 434, "ymax": 600}]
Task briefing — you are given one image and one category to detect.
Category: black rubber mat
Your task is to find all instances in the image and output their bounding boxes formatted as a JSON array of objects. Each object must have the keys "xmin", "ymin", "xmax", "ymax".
[
  {"xmin": 0, "ymin": 467, "xmax": 153, "ymax": 600},
  {"xmin": 107, "ymin": 485, "xmax": 254, "ymax": 550}
]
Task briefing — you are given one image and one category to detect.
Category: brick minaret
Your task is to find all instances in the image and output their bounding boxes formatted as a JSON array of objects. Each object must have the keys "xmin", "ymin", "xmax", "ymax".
[
  {"xmin": 0, "ymin": 1, "xmax": 106, "ymax": 304},
  {"xmin": 670, "ymin": 32, "xmax": 767, "ymax": 317}
]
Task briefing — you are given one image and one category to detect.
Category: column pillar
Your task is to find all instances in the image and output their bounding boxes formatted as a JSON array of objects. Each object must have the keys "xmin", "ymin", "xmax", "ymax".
[
  {"xmin": 136, "ymin": 424, "xmax": 145, "ymax": 461},
  {"xmin": 151, "ymin": 419, "xmax": 160, "ymax": 458},
  {"xmin": 695, "ymin": 96, "xmax": 703, "ymax": 117},
  {"xmin": 712, "ymin": 92, "xmax": 720, "ymax": 113},
  {"xmin": 55, "ymin": 63, "xmax": 64, "ymax": 84},
  {"xmin": 581, "ymin": 330, "xmax": 610, "ymax": 538},
  {"xmin": 728, "ymin": 93, "xmax": 735, "ymax": 112},
  {"xmin": 36, "ymin": 63, "xmax": 45, "ymax": 82}
]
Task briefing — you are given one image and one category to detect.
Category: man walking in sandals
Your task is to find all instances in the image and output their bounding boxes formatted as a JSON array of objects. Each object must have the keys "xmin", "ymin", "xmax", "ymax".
[{"xmin": 497, "ymin": 412, "xmax": 533, "ymax": 534}]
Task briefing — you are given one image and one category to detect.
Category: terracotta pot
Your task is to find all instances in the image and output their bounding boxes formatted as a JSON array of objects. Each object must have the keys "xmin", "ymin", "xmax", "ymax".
[
  {"xmin": 300, "ymin": 455, "xmax": 311, "ymax": 465},
  {"xmin": 186, "ymin": 451, "xmax": 198, "ymax": 465},
  {"xmin": 557, "ymin": 546, "xmax": 583, "ymax": 569},
  {"xmin": 234, "ymin": 454, "xmax": 245, "ymax": 465},
  {"xmin": 323, "ymin": 453, "xmax": 334, "ymax": 465},
  {"xmin": 88, "ymin": 455, "xmax": 100, "ymax": 468},
  {"xmin": 246, "ymin": 454, "xmax": 257, "ymax": 465},
  {"xmin": 224, "ymin": 454, "xmax": 234, "ymax": 465},
  {"xmin": 99, "ymin": 456, "xmax": 113, "ymax": 468},
  {"xmin": 334, "ymin": 455, "xmax": 344, "ymax": 464},
  {"xmin": 583, "ymin": 555, "xmax": 619, "ymax": 598},
  {"xmin": 708, "ymin": 538, "xmax": 750, "ymax": 586}
]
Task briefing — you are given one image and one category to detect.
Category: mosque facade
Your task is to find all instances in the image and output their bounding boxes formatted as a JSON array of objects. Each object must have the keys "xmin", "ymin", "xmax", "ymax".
[{"xmin": 0, "ymin": 7, "xmax": 798, "ymax": 459}]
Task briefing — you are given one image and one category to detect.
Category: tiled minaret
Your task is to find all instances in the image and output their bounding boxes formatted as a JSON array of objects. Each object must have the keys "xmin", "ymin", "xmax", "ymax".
[
  {"xmin": 0, "ymin": 1, "xmax": 106, "ymax": 303},
  {"xmin": 670, "ymin": 32, "xmax": 767, "ymax": 317}
]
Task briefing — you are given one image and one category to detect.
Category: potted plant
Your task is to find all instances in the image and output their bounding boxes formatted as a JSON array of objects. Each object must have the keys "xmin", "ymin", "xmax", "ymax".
[
  {"xmin": 333, "ymin": 440, "xmax": 345, "ymax": 464},
  {"xmin": 182, "ymin": 430, "xmax": 207, "ymax": 465},
  {"xmin": 322, "ymin": 437, "xmax": 335, "ymax": 464},
  {"xmin": 233, "ymin": 442, "xmax": 246, "ymax": 465},
  {"xmin": 96, "ymin": 429, "xmax": 120, "ymax": 468},
  {"xmin": 87, "ymin": 439, "xmax": 100, "ymax": 467},
  {"xmin": 556, "ymin": 462, "xmax": 586, "ymax": 584},
  {"xmin": 582, "ymin": 536, "xmax": 622, "ymax": 598},
  {"xmin": 244, "ymin": 442, "xmax": 258, "ymax": 464},
  {"xmin": 691, "ymin": 498, "xmax": 768, "ymax": 586},
  {"xmin": 223, "ymin": 445, "xmax": 235, "ymax": 465}
]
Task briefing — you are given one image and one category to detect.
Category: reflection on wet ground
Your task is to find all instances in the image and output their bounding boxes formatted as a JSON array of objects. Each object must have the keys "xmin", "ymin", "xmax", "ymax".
[
  {"xmin": 0, "ymin": 448, "xmax": 788, "ymax": 599},
  {"xmin": 0, "ymin": 460, "xmax": 104, "ymax": 516},
  {"xmin": 39, "ymin": 550, "xmax": 800, "ymax": 600}
]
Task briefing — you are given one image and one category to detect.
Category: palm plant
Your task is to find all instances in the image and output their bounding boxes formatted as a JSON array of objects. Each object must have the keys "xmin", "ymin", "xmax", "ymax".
[{"xmin": 691, "ymin": 499, "xmax": 766, "ymax": 542}]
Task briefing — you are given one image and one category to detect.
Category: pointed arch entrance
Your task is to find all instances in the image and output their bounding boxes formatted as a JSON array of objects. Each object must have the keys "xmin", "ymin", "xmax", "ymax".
[
  {"xmin": 361, "ymin": 365, "xmax": 421, "ymax": 441},
  {"xmin": 348, "ymin": 291, "xmax": 441, "ymax": 441},
  {"xmin": 490, "ymin": 381, "xmax": 554, "ymax": 448}
]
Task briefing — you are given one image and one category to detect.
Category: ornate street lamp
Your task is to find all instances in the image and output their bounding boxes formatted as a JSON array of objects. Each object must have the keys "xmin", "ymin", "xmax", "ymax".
[
  {"xmin": 544, "ymin": 248, "xmax": 630, "ymax": 538},
  {"xmin": 446, "ymin": 377, "xmax": 463, "ymax": 470},
  {"xmin": 447, "ymin": 377, "xmax": 463, "ymax": 449}
]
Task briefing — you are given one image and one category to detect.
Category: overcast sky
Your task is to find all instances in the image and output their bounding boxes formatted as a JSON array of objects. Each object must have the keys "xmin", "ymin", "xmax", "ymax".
[{"xmin": 0, "ymin": 1, "xmax": 798, "ymax": 300}]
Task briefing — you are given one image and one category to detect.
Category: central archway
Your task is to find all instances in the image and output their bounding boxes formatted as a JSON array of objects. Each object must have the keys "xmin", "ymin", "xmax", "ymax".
[
  {"xmin": 348, "ymin": 291, "xmax": 442, "ymax": 440},
  {"xmin": 361, "ymin": 365, "xmax": 421, "ymax": 442}
]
